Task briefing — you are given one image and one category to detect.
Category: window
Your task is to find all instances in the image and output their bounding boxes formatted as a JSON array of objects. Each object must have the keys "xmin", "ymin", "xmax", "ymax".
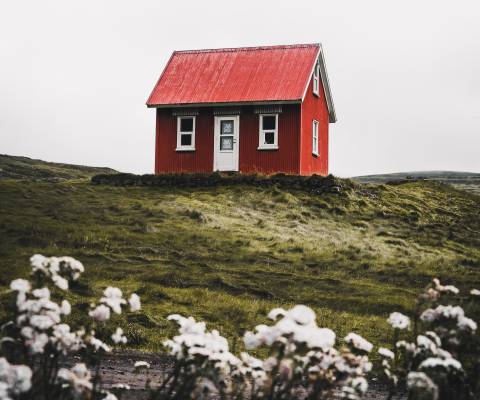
[
  {"xmin": 176, "ymin": 116, "xmax": 195, "ymax": 151},
  {"xmin": 258, "ymin": 114, "xmax": 278, "ymax": 150},
  {"xmin": 220, "ymin": 120, "xmax": 234, "ymax": 151},
  {"xmin": 313, "ymin": 59, "xmax": 320, "ymax": 96},
  {"xmin": 312, "ymin": 120, "xmax": 319, "ymax": 156}
]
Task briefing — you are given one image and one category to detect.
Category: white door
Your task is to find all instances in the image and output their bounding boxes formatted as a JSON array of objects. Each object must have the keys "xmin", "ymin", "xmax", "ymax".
[{"xmin": 213, "ymin": 116, "xmax": 240, "ymax": 171}]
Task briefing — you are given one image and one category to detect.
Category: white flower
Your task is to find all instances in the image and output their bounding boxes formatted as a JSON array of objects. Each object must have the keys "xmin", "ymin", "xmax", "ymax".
[
  {"xmin": 351, "ymin": 376, "xmax": 368, "ymax": 394},
  {"xmin": 10, "ymin": 279, "xmax": 31, "ymax": 293},
  {"xmin": 100, "ymin": 287, "xmax": 126, "ymax": 314},
  {"xmin": 87, "ymin": 334, "xmax": 111, "ymax": 353},
  {"xmin": 470, "ymin": 289, "xmax": 480, "ymax": 296},
  {"xmin": 61, "ymin": 300, "xmax": 71, "ymax": 315},
  {"xmin": 57, "ymin": 363, "xmax": 92, "ymax": 396},
  {"xmin": 30, "ymin": 254, "xmax": 48, "ymax": 273},
  {"xmin": 167, "ymin": 315, "xmax": 206, "ymax": 335},
  {"xmin": 111, "ymin": 327, "xmax": 127, "ymax": 344},
  {"xmin": 134, "ymin": 361, "xmax": 150, "ymax": 370},
  {"xmin": 295, "ymin": 326, "xmax": 336, "ymax": 350},
  {"xmin": 420, "ymin": 305, "xmax": 476, "ymax": 332},
  {"xmin": 29, "ymin": 332, "xmax": 49, "ymax": 354},
  {"xmin": 89, "ymin": 305, "xmax": 111, "ymax": 322},
  {"xmin": 29, "ymin": 315, "xmax": 56, "ymax": 330},
  {"xmin": 378, "ymin": 347, "xmax": 394, "ymax": 359},
  {"xmin": 344, "ymin": 333, "xmax": 373, "ymax": 353},
  {"xmin": 433, "ymin": 278, "xmax": 459, "ymax": 294},
  {"xmin": 457, "ymin": 316, "xmax": 477, "ymax": 332},
  {"xmin": 268, "ymin": 307, "xmax": 286, "ymax": 320},
  {"xmin": 111, "ymin": 383, "xmax": 130, "ymax": 390},
  {"xmin": 58, "ymin": 256, "xmax": 84, "ymax": 280},
  {"xmin": 243, "ymin": 331, "xmax": 262, "ymax": 350},
  {"xmin": 52, "ymin": 275, "xmax": 69, "ymax": 291},
  {"xmin": 287, "ymin": 305, "xmax": 316, "ymax": 325},
  {"xmin": 407, "ymin": 372, "xmax": 439, "ymax": 400},
  {"xmin": 103, "ymin": 392, "xmax": 118, "ymax": 400},
  {"xmin": 10, "ymin": 365, "xmax": 32, "ymax": 394},
  {"xmin": 128, "ymin": 293, "xmax": 141, "ymax": 312},
  {"xmin": 51, "ymin": 324, "xmax": 84, "ymax": 355},
  {"xmin": 0, "ymin": 382, "xmax": 8, "ymax": 399},
  {"xmin": 0, "ymin": 358, "xmax": 32, "ymax": 395},
  {"xmin": 419, "ymin": 357, "xmax": 462, "ymax": 371},
  {"xmin": 32, "ymin": 288, "xmax": 50, "ymax": 299},
  {"xmin": 387, "ymin": 312, "xmax": 410, "ymax": 330},
  {"xmin": 425, "ymin": 331, "xmax": 441, "ymax": 347}
]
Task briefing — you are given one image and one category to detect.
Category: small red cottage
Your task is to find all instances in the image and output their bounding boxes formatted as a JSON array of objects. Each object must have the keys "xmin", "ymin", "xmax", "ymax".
[{"xmin": 146, "ymin": 43, "xmax": 336, "ymax": 176}]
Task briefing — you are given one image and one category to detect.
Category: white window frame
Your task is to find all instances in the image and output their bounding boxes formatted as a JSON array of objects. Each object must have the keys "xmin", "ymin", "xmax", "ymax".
[
  {"xmin": 176, "ymin": 116, "xmax": 196, "ymax": 151},
  {"xmin": 258, "ymin": 114, "xmax": 279, "ymax": 150},
  {"xmin": 313, "ymin": 60, "xmax": 320, "ymax": 96},
  {"xmin": 312, "ymin": 120, "xmax": 319, "ymax": 156}
]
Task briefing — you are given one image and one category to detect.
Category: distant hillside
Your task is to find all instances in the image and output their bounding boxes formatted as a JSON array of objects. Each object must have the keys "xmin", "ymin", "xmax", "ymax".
[
  {"xmin": 354, "ymin": 171, "xmax": 480, "ymax": 195},
  {"xmin": 0, "ymin": 154, "xmax": 117, "ymax": 181}
]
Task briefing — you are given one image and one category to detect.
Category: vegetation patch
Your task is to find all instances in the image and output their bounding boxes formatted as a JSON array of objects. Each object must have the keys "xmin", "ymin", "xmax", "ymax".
[{"xmin": 0, "ymin": 159, "xmax": 479, "ymax": 352}]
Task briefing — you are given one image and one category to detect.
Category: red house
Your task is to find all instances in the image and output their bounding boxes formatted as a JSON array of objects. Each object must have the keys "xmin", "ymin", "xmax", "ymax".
[{"xmin": 146, "ymin": 43, "xmax": 336, "ymax": 176}]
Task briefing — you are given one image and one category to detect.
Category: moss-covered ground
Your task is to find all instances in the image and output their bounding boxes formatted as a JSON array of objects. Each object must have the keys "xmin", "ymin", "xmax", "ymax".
[{"xmin": 0, "ymin": 169, "xmax": 479, "ymax": 352}]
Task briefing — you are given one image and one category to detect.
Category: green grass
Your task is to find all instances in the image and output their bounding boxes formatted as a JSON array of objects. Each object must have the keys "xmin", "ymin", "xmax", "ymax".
[
  {"xmin": 0, "ymin": 154, "xmax": 117, "ymax": 181},
  {"xmin": 0, "ymin": 161, "xmax": 479, "ymax": 353}
]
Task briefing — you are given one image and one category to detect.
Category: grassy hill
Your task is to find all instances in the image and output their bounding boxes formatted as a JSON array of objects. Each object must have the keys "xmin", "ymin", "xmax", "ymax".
[
  {"xmin": 0, "ymin": 154, "xmax": 117, "ymax": 181},
  {"xmin": 1, "ymin": 157, "xmax": 479, "ymax": 352},
  {"xmin": 354, "ymin": 171, "xmax": 480, "ymax": 195}
]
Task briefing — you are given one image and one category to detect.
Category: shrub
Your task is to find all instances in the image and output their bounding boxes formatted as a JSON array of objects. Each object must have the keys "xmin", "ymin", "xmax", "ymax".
[
  {"xmin": 1, "ymin": 255, "xmax": 141, "ymax": 400},
  {"xmin": 1, "ymin": 255, "xmax": 479, "ymax": 400}
]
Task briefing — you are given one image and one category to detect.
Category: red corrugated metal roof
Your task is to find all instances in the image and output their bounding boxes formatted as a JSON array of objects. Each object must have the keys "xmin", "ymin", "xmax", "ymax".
[{"xmin": 146, "ymin": 44, "xmax": 320, "ymax": 107}]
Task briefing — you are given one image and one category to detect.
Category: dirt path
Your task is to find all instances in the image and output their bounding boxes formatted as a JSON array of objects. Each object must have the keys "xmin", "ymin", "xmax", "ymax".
[{"xmin": 94, "ymin": 351, "xmax": 405, "ymax": 400}]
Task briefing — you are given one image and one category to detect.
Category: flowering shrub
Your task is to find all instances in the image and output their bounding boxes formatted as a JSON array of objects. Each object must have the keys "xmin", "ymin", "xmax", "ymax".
[
  {"xmin": 378, "ymin": 278, "xmax": 480, "ymax": 400},
  {"xmin": 1, "ymin": 255, "xmax": 141, "ymax": 400},
  {"xmin": 2, "ymin": 255, "xmax": 479, "ymax": 400},
  {"xmin": 152, "ymin": 305, "xmax": 372, "ymax": 399}
]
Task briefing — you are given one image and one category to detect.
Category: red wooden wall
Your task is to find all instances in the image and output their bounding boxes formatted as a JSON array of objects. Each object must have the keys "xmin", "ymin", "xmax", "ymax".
[
  {"xmin": 155, "ymin": 105, "xmax": 301, "ymax": 175},
  {"xmin": 239, "ymin": 104, "xmax": 300, "ymax": 175},
  {"xmin": 155, "ymin": 108, "xmax": 214, "ymax": 173},
  {"xmin": 299, "ymin": 77, "xmax": 329, "ymax": 176},
  {"xmin": 154, "ymin": 93, "xmax": 328, "ymax": 175}
]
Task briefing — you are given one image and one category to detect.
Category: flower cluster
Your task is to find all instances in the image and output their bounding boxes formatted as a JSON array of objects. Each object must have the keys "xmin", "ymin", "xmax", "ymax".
[
  {"xmin": 156, "ymin": 305, "xmax": 372, "ymax": 400},
  {"xmin": 9, "ymin": 281, "xmax": 74, "ymax": 355},
  {"xmin": 0, "ymin": 357, "xmax": 32, "ymax": 399},
  {"xmin": 420, "ymin": 305, "xmax": 477, "ymax": 333},
  {"xmin": 162, "ymin": 314, "xmax": 241, "ymax": 396},
  {"xmin": 1, "ymin": 255, "xmax": 141, "ymax": 400},
  {"xmin": 89, "ymin": 287, "xmax": 140, "ymax": 322},
  {"xmin": 30, "ymin": 254, "xmax": 84, "ymax": 291},
  {"xmin": 377, "ymin": 278, "xmax": 479, "ymax": 400}
]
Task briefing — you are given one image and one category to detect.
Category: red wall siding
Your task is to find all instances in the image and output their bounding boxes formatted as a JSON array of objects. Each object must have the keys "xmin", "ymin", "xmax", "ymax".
[
  {"xmin": 299, "ymin": 77, "xmax": 329, "ymax": 176},
  {"xmin": 155, "ymin": 105, "xmax": 301, "ymax": 175},
  {"xmin": 155, "ymin": 108, "xmax": 214, "ymax": 173},
  {"xmin": 239, "ymin": 104, "xmax": 300, "ymax": 175}
]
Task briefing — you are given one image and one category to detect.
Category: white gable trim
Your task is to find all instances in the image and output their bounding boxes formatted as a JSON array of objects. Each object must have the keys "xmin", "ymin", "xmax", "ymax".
[{"xmin": 300, "ymin": 44, "xmax": 337, "ymax": 123}]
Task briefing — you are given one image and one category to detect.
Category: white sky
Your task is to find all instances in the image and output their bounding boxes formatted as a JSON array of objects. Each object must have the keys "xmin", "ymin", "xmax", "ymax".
[{"xmin": 1, "ymin": 0, "xmax": 479, "ymax": 177}]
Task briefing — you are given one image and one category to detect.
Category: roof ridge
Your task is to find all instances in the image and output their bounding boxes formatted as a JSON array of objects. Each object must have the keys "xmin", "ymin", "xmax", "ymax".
[{"xmin": 174, "ymin": 43, "xmax": 320, "ymax": 55}]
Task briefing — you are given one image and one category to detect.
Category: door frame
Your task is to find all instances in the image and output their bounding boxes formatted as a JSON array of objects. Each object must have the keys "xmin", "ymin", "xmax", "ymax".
[{"xmin": 213, "ymin": 115, "xmax": 240, "ymax": 172}]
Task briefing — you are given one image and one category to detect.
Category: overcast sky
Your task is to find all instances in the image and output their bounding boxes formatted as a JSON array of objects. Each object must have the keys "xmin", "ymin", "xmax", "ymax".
[{"xmin": 1, "ymin": 0, "xmax": 479, "ymax": 177}]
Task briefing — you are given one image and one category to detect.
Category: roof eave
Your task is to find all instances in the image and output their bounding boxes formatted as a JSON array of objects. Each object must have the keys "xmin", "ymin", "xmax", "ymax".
[
  {"xmin": 300, "ymin": 44, "xmax": 337, "ymax": 123},
  {"xmin": 146, "ymin": 99, "xmax": 302, "ymax": 109}
]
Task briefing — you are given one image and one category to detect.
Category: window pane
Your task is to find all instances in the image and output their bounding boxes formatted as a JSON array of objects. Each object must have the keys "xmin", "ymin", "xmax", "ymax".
[
  {"xmin": 262, "ymin": 116, "xmax": 276, "ymax": 130},
  {"xmin": 221, "ymin": 120, "xmax": 234, "ymax": 135},
  {"xmin": 220, "ymin": 136, "xmax": 233, "ymax": 150},
  {"xmin": 180, "ymin": 118, "xmax": 193, "ymax": 132},
  {"xmin": 264, "ymin": 131, "xmax": 275, "ymax": 145},
  {"xmin": 181, "ymin": 134, "xmax": 192, "ymax": 146}
]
